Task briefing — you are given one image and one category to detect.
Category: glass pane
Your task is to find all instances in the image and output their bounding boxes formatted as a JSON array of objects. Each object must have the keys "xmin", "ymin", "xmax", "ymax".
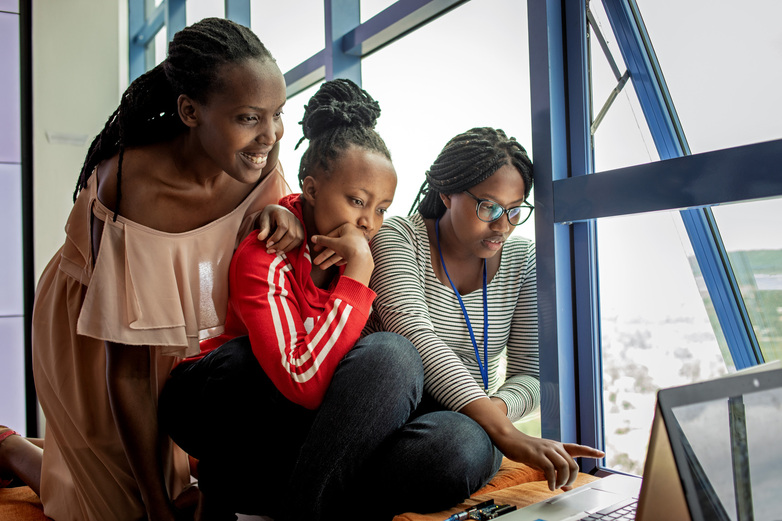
[
  {"xmin": 278, "ymin": 82, "xmax": 323, "ymax": 190},
  {"xmin": 589, "ymin": 1, "xmax": 659, "ymax": 172},
  {"xmin": 0, "ymin": 0, "xmax": 19, "ymax": 14},
  {"xmin": 251, "ymin": 1, "xmax": 324, "ymax": 74},
  {"xmin": 598, "ymin": 211, "xmax": 728, "ymax": 474},
  {"xmin": 186, "ymin": 0, "xmax": 224, "ymax": 25},
  {"xmin": 0, "ymin": 163, "xmax": 23, "ymax": 316},
  {"xmin": 362, "ymin": 0, "xmax": 534, "ymax": 233},
  {"xmin": 154, "ymin": 27, "xmax": 167, "ymax": 66},
  {"xmin": 0, "ymin": 316, "xmax": 27, "ymax": 436},
  {"xmin": 635, "ymin": 0, "xmax": 782, "ymax": 153},
  {"xmin": 712, "ymin": 197, "xmax": 782, "ymax": 364},
  {"xmin": 0, "ymin": 11, "xmax": 21, "ymax": 163},
  {"xmin": 360, "ymin": 0, "xmax": 395, "ymax": 22}
]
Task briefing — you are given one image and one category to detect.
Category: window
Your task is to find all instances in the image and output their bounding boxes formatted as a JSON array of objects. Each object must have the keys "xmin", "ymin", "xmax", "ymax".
[
  {"xmin": 362, "ymin": 0, "xmax": 533, "ymax": 222},
  {"xmin": 250, "ymin": 0, "xmax": 324, "ymax": 74},
  {"xmin": 712, "ymin": 198, "xmax": 782, "ymax": 363},
  {"xmin": 127, "ymin": 0, "xmax": 782, "ymax": 477}
]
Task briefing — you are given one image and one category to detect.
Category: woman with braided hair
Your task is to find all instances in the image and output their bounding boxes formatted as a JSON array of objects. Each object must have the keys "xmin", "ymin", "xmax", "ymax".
[
  {"xmin": 367, "ymin": 127, "xmax": 604, "ymax": 497},
  {"xmin": 157, "ymin": 78, "xmax": 432, "ymax": 521},
  {"xmin": 1, "ymin": 17, "xmax": 306, "ymax": 521}
]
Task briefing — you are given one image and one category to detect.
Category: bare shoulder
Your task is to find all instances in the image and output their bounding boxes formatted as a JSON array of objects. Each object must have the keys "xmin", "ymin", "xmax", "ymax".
[{"xmin": 94, "ymin": 145, "xmax": 169, "ymax": 212}]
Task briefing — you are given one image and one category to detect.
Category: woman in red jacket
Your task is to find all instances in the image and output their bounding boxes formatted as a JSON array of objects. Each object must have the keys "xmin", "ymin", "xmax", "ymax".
[{"xmin": 158, "ymin": 79, "xmax": 429, "ymax": 521}]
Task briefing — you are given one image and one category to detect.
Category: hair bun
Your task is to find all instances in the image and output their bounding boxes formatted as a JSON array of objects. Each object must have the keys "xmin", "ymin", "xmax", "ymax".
[{"xmin": 300, "ymin": 79, "xmax": 381, "ymax": 143}]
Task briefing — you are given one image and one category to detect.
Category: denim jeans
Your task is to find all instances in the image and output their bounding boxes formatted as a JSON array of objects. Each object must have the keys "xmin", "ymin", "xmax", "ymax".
[{"xmin": 159, "ymin": 332, "xmax": 501, "ymax": 521}]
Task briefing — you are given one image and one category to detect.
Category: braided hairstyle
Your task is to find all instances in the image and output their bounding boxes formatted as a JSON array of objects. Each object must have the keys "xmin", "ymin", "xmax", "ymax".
[
  {"xmin": 296, "ymin": 78, "xmax": 390, "ymax": 186},
  {"xmin": 410, "ymin": 127, "xmax": 533, "ymax": 218},
  {"xmin": 73, "ymin": 17, "xmax": 274, "ymax": 219}
]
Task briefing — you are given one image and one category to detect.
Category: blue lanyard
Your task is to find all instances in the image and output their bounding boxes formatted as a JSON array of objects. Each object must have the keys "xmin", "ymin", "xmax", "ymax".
[{"xmin": 435, "ymin": 218, "xmax": 489, "ymax": 391}]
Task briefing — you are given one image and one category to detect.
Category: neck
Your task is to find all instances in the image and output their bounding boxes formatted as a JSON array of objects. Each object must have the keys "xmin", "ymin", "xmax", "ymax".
[
  {"xmin": 432, "ymin": 214, "xmax": 485, "ymax": 295},
  {"xmin": 170, "ymin": 133, "xmax": 221, "ymax": 186},
  {"xmin": 436, "ymin": 213, "xmax": 483, "ymax": 268}
]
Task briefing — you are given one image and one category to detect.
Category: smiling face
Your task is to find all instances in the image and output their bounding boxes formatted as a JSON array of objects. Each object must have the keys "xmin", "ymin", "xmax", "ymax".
[
  {"xmin": 441, "ymin": 162, "xmax": 527, "ymax": 259},
  {"xmin": 180, "ymin": 57, "xmax": 287, "ymax": 184},
  {"xmin": 302, "ymin": 145, "xmax": 397, "ymax": 241}
]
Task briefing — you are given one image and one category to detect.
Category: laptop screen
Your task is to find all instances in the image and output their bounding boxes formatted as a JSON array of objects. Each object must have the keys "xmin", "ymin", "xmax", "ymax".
[{"xmin": 661, "ymin": 368, "xmax": 782, "ymax": 521}]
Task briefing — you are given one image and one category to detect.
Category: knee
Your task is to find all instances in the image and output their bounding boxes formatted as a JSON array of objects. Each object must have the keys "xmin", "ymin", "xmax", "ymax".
[
  {"xmin": 358, "ymin": 332, "xmax": 422, "ymax": 373},
  {"xmin": 352, "ymin": 332, "xmax": 423, "ymax": 392},
  {"xmin": 415, "ymin": 411, "xmax": 497, "ymax": 495},
  {"xmin": 383, "ymin": 411, "xmax": 498, "ymax": 513}
]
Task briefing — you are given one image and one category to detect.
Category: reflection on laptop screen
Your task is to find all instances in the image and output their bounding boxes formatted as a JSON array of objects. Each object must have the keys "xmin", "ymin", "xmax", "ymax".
[{"xmin": 668, "ymin": 379, "xmax": 782, "ymax": 521}]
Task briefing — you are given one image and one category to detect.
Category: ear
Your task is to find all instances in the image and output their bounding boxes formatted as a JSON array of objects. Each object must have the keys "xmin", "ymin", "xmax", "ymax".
[
  {"xmin": 301, "ymin": 176, "xmax": 318, "ymax": 205},
  {"xmin": 439, "ymin": 192, "xmax": 452, "ymax": 209},
  {"xmin": 177, "ymin": 94, "xmax": 199, "ymax": 128}
]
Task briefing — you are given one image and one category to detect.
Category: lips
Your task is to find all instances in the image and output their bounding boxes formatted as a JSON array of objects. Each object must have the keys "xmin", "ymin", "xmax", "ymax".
[
  {"xmin": 240, "ymin": 151, "xmax": 269, "ymax": 166},
  {"xmin": 483, "ymin": 236, "xmax": 506, "ymax": 251}
]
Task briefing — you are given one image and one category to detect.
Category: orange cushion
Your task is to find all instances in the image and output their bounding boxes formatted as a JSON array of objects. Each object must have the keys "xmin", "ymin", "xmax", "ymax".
[
  {"xmin": 0, "ymin": 487, "xmax": 49, "ymax": 521},
  {"xmin": 393, "ymin": 458, "xmax": 600, "ymax": 521},
  {"xmin": 471, "ymin": 458, "xmax": 546, "ymax": 496}
]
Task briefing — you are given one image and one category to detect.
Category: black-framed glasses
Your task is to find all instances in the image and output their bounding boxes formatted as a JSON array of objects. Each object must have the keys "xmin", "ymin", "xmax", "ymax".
[{"xmin": 463, "ymin": 190, "xmax": 534, "ymax": 226}]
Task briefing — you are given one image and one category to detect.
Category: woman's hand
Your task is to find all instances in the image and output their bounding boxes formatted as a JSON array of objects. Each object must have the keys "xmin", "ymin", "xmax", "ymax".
[
  {"xmin": 460, "ymin": 397, "xmax": 604, "ymax": 492},
  {"xmin": 311, "ymin": 224, "xmax": 374, "ymax": 285},
  {"xmin": 499, "ymin": 433, "xmax": 605, "ymax": 491},
  {"xmin": 256, "ymin": 204, "xmax": 304, "ymax": 253}
]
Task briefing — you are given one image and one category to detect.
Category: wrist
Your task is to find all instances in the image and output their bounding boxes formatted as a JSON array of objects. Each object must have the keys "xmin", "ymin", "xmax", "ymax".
[{"xmin": 343, "ymin": 253, "xmax": 374, "ymax": 285}]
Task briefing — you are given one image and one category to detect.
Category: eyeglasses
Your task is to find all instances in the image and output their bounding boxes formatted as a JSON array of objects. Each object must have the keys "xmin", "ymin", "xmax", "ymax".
[{"xmin": 463, "ymin": 190, "xmax": 534, "ymax": 226}]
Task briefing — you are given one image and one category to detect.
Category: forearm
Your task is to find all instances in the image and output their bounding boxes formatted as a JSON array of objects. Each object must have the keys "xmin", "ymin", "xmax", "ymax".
[
  {"xmin": 342, "ymin": 255, "xmax": 374, "ymax": 286},
  {"xmin": 458, "ymin": 397, "xmax": 526, "ymax": 451},
  {"xmin": 106, "ymin": 342, "xmax": 174, "ymax": 520}
]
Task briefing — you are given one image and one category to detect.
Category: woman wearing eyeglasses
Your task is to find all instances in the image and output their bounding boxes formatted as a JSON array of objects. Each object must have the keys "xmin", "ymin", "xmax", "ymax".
[{"xmin": 366, "ymin": 128, "xmax": 604, "ymax": 506}]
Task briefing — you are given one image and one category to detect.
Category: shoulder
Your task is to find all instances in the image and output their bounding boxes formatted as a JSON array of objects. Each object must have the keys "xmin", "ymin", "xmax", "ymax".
[
  {"xmin": 94, "ymin": 144, "xmax": 170, "ymax": 210},
  {"xmin": 503, "ymin": 234, "xmax": 535, "ymax": 260},
  {"xmin": 94, "ymin": 155, "xmax": 120, "ymax": 210},
  {"xmin": 373, "ymin": 214, "xmax": 426, "ymax": 248},
  {"xmin": 232, "ymin": 233, "xmax": 288, "ymax": 274}
]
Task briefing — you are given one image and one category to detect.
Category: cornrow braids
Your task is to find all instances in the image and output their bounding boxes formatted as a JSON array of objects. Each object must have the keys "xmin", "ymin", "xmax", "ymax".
[
  {"xmin": 410, "ymin": 127, "xmax": 533, "ymax": 218},
  {"xmin": 296, "ymin": 78, "xmax": 390, "ymax": 187},
  {"xmin": 73, "ymin": 17, "xmax": 274, "ymax": 220}
]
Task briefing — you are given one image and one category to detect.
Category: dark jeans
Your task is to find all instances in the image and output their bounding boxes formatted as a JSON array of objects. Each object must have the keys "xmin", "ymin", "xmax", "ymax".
[{"xmin": 159, "ymin": 332, "xmax": 501, "ymax": 521}]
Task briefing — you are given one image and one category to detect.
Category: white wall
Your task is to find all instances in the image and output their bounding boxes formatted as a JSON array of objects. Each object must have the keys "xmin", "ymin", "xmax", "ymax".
[{"xmin": 32, "ymin": 0, "xmax": 127, "ymax": 280}]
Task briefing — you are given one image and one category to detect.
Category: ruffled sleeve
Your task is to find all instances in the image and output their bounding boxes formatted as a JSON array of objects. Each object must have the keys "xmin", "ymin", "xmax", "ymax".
[{"xmin": 74, "ymin": 165, "xmax": 290, "ymax": 358}]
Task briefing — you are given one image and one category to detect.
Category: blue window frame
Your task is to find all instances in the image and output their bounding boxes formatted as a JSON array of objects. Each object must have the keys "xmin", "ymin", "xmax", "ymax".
[{"xmin": 127, "ymin": 0, "xmax": 782, "ymax": 475}]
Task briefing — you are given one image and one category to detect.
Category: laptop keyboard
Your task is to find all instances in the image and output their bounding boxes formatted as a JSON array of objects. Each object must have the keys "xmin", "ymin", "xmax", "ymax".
[{"xmin": 577, "ymin": 497, "xmax": 638, "ymax": 520}]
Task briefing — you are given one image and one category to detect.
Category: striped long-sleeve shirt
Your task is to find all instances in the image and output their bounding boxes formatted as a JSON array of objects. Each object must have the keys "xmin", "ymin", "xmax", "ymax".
[
  {"xmin": 199, "ymin": 194, "xmax": 376, "ymax": 410},
  {"xmin": 366, "ymin": 214, "xmax": 539, "ymax": 422}
]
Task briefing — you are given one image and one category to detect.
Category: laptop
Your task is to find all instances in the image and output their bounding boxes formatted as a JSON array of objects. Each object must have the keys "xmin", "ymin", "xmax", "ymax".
[{"xmin": 502, "ymin": 363, "xmax": 782, "ymax": 521}]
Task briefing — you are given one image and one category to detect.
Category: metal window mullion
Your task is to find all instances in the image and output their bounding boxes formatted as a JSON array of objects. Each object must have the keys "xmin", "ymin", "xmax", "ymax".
[
  {"xmin": 225, "ymin": 0, "xmax": 250, "ymax": 27},
  {"xmin": 128, "ymin": 0, "xmax": 151, "ymax": 81},
  {"xmin": 567, "ymin": 2, "xmax": 604, "ymax": 472},
  {"xmin": 324, "ymin": 0, "xmax": 361, "ymax": 85},
  {"xmin": 601, "ymin": 0, "xmax": 762, "ymax": 369},
  {"xmin": 286, "ymin": 0, "xmax": 468, "ymax": 97},
  {"xmin": 529, "ymin": 0, "xmax": 581, "ymax": 444},
  {"xmin": 166, "ymin": 0, "xmax": 186, "ymax": 41},
  {"xmin": 680, "ymin": 209, "xmax": 763, "ymax": 369},
  {"xmin": 341, "ymin": 0, "xmax": 467, "ymax": 57}
]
